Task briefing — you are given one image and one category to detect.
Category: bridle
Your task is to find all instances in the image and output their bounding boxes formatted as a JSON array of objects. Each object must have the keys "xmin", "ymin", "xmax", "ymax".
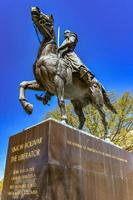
[{"xmin": 33, "ymin": 17, "xmax": 53, "ymax": 44}]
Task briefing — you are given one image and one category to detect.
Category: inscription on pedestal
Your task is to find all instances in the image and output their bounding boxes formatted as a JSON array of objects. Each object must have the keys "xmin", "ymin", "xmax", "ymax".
[
  {"xmin": 7, "ymin": 136, "xmax": 43, "ymax": 198},
  {"xmin": 2, "ymin": 119, "xmax": 133, "ymax": 200},
  {"xmin": 2, "ymin": 121, "xmax": 49, "ymax": 200}
]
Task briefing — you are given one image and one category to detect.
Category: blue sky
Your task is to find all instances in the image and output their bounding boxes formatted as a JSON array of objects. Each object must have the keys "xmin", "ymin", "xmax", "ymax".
[{"xmin": 0, "ymin": 0, "xmax": 133, "ymax": 179}]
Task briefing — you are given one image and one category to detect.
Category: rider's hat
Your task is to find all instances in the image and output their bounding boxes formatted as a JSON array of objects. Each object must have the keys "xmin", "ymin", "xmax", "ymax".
[
  {"xmin": 64, "ymin": 29, "xmax": 71, "ymax": 34},
  {"xmin": 64, "ymin": 30, "xmax": 71, "ymax": 39}
]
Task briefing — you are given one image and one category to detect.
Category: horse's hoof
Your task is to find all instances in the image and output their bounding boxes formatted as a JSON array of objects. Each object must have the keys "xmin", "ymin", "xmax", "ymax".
[
  {"xmin": 104, "ymin": 133, "xmax": 110, "ymax": 141},
  {"xmin": 105, "ymin": 138, "xmax": 112, "ymax": 143},
  {"xmin": 25, "ymin": 103, "xmax": 33, "ymax": 115},
  {"xmin": 61, "ymin": 115, "xmax": 68, "ymax": 124},
  {"xmin": 78, "ymin": 124, "xmax": 84, "ymax": 130},
  {"xmin": 61, "ymin": 120, "xmax": 67, "ymax": 124}
]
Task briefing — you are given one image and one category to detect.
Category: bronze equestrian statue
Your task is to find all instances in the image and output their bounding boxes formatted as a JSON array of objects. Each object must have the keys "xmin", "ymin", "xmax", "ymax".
[
  {"xmin": 19, "ymin": 6, "xmax": 117, "ymax": 139},
  {"xmin": 58, "ymin": 29, "xmax": 95, "ymax": 83}
]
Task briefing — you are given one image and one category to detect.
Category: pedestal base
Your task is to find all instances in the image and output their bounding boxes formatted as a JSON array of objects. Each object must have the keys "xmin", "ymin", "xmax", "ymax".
[{"xmin": 2, "ymin": 119, "xmax": 133, "ymax": 200}]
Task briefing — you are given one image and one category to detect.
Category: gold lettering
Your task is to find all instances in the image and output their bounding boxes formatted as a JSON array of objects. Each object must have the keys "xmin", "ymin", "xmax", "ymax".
[
  {"xmin": 8, "ymin": 167, "xmax": 38, "ymax": 198},
  {"xmin": 11, "ymin": 137, "xmax": 43, "ymax": 153},
  {"xmin": 11, "ymin": 144, "xmax": 24, "ymax": 153},
  {"xmin": 24, "ymin": 137, "xmax": 43, "ymax": 149},
  {"xmin": 17, "ymin": 149, "xmax": 40, "ymax": 161},
  {"xmin": 11, "ymin": 155, "xmax": 17, "ymax": 163},
  {"xmin": 67, "ymin": 140, "xmax": 128, "ymax": 163}
]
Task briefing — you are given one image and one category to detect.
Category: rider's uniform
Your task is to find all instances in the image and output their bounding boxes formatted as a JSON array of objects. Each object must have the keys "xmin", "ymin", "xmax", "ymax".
[{"xmin": 58, "ymin": 32, "xmax": 95, "ymax": 83}]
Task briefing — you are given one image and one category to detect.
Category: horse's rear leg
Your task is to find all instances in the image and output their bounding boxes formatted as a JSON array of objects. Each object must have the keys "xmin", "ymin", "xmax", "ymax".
[
  {"xmin": 54, "ymin": 75, "xmax": 67, "ymax": 123},
  {"xmin": 90, "ymin": 82, "xmax": 108, "ymax": 139},
  {"xmin": 95, "ymin": 105, "xmax": 108, "ymax": 139},
  {"xmin": 71, "ymin": 100, "xmax": 85, "ymax": 129},
  {"xmin": 19, "ymin": 80, "xmax": 43, "ymax": 114}
]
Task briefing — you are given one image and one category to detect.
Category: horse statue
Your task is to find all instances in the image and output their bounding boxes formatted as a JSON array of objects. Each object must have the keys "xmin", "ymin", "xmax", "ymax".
[{"xmin": 19, "ymin": 6, "xmax": 117, "ymax": 139}]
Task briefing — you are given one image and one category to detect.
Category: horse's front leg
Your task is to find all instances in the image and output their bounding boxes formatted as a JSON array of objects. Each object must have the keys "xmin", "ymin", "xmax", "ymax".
[
  {"xmin": 54, "ymin": 75, "xmax": 67, "ymax": 123},
  {"xmin": 19, "ymin": 80, "xmax": 43, "ymax": 114}
]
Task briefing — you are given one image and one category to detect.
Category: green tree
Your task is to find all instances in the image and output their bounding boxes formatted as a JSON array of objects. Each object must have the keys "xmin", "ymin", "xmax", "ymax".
[
  {"xmin": 46, "ymin": 104, "xmax": 79, "ymax": 127},
  {"xmin": 109, "ymin": 92, "xmax": 133, "ymax": 150},
  {"xmin": 45, "ymin": 91, "xmax": 133, "ymax": 151},
  {"xmin": 0, "ymin": 179, "xmax": 3, "ymax": 193}
]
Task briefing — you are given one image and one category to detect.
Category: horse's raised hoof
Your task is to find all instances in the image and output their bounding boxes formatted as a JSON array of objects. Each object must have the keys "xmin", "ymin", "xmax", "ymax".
[{"xmin": 25, "ymin": 103, "xmax": 33, "ymax": 115}]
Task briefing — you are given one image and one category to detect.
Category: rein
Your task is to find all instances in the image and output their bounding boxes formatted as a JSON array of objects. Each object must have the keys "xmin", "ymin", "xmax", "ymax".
[
  {"xmin": 33, "ymin": 23, "xmax": 56, "ymax": 47},
  {"xmin": 33, "ymin": 23, "xmax": 42, "ymax": 44}
]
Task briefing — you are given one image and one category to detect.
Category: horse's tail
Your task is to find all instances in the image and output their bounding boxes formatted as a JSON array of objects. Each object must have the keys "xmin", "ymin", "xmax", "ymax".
[{"xmin": 102, "ymin": 87, "xmax": 117, "ymax": 114}]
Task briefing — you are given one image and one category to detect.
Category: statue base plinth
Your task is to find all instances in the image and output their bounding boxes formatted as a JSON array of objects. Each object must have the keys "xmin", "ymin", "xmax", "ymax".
[{"xmin": 2, "ymin": 119, "xmax": 133, "ymax": 200}]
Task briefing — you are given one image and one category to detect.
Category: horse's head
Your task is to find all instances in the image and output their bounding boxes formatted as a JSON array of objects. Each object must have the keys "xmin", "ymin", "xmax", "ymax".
[{"xmin": 31, "ymin": 6, "xmax": 55, "ymax": 41}]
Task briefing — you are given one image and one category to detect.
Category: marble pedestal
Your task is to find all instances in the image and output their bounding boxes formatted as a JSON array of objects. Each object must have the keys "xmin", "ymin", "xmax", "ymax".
[{"xmin": 2, "ymin": 119, "xmax": 133, "ymax": 200}]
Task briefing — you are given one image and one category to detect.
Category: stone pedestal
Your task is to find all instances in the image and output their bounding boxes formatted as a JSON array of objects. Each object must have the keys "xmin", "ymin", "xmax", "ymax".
[{"xmin": 2, "ymin": 119, "xmax": 133, "ymax": 200}]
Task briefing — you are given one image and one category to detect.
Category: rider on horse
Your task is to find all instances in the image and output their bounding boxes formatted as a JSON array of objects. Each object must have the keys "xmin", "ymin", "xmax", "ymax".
[
  {"xmin": 36, "ymin": 29, "xmax": 98, "ymax": 105},
  {"xmin": 36, "ymin": 27, "xmax": 107, "ymax": 106},
  {"xmin": 20, "ymin": 6, "xmax": 117, "ymax": 136},
  {"xmin": 58, "ymin": 29, "xmax": 95, "ymax": 84}
]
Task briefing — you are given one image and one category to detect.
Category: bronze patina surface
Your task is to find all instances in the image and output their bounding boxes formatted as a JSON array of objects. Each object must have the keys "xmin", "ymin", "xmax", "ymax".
[
  {"xmin": 2, "ymin": 119, "xmax": 133, "ymax": 200},
  {"xmin": 19, "ymin": 7, "xmax": 117, "ymax": 139}
]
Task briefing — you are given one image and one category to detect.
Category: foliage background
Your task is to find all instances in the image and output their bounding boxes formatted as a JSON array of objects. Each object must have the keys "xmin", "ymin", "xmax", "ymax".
[{"xmin": 46, "ymin": 91, "xmax": 133, "ymax": 151}]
